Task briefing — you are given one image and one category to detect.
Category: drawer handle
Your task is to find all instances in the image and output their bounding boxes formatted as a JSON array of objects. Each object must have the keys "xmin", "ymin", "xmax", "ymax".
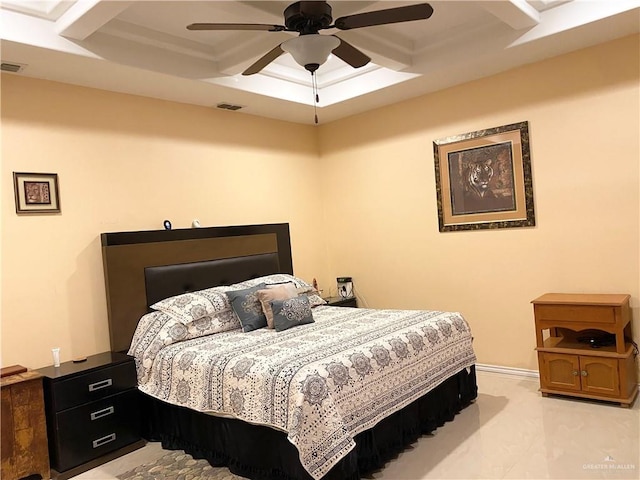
[
  {"xmin": 90, "ymin": 406, "xmax": 114, "ymax": 421},
  {"xmin": 581, "ymin": 370, "xmax": 588, "ymax": 377},
  {"xmin": 92, "ymin": 433, "xmax": 116, "ymax": 448},
  {"xmin": 88, "ymin": 378, "xmax": 113, "ymax": 392},
  {"xmin": 572, "ymin": 370, "xmax": 578, "ymax": 376}
]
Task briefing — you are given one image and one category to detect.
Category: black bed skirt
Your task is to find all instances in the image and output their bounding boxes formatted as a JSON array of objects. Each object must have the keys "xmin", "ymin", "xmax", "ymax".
[{"xmin": 140, "ymin": 365, "xmax": 477, "ymax": 480}]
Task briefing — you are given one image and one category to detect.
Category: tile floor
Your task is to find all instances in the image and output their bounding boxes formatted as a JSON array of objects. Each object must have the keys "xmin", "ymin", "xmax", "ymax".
[{"xmin": 72, "ymin": 371, "xmax": 639, "ymax": 480}]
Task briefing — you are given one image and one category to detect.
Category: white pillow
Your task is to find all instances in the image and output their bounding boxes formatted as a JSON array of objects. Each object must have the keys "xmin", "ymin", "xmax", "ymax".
[{"xmin": 150, "ymin": 284, "xmax": 246, "ymax": 324}]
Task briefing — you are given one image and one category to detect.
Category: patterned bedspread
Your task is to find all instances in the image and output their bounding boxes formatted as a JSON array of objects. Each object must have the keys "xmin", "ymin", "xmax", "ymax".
[{"xmin": 129, "ymin": 306, "xmax": 476, "ymax": 479}]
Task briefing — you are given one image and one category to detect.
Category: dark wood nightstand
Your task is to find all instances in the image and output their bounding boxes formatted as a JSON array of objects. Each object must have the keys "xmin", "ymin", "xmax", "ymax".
[
  {"xmin": 37, "ymin": 352, "xmax": 144, "ymax": 479},
  {"xmin": 324, "ymin": 296, "xmax": 358, "ymax": 308}
]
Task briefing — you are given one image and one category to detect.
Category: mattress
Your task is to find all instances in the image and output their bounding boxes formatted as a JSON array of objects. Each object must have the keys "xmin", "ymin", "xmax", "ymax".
[{"xmin": 129, "ymin": 305, "xmax": 476, "ymax": 480}]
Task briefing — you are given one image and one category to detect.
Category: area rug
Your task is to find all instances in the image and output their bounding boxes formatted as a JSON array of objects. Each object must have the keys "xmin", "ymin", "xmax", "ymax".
[{"xmin": 116, "ymin": 450, "xmax": 248, "ymax": 480}]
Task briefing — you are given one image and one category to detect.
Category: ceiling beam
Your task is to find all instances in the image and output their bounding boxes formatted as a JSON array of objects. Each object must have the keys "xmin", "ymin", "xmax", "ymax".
[
  {"xmin": 55, "ymin": 0, "xmax": 133, "ymax": 40},
  {"xmin": 509, "ymin": 0, "xmax": 640, "ymax": 46},
  {"xmin": 479, "ymin": 0, "xmax": 540, "ymax": 30}
]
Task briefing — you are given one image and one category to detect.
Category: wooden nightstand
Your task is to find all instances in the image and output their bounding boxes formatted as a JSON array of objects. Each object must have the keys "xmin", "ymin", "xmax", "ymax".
[
  {"xmin": 532, "ymin": 293, "xmax": 638, "ymax": 407},
  {"xmin": 325, "ymin": 296, "xmax": 358, "ymax": 308},
  {"xmin": 37, "ymin": 352, "xmax": 145, "ymax": 479},
  {"xmin": 1, "ymin": 368, "xmax": 50, "ymax": 480}
]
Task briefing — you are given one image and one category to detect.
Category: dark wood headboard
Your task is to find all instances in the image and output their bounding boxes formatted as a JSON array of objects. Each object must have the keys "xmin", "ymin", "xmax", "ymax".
[{"xmin": 101, "ymin": 223, "xmax": 293, "ymax": 353}]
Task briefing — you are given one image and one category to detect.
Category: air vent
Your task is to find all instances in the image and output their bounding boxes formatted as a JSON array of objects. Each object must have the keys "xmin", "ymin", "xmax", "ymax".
[
  {"xmin": 1, "ymin": 62, "xmax": 27, "ymax": 73},
  {"xmin": 216, "ymin": 103, "xmax": 243, "ymax": 111}
]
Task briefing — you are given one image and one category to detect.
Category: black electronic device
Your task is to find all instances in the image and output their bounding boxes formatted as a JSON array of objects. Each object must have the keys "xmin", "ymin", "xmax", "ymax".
[
  {"xmin": 577, "ymin": 333, "xmax": 616, "ymax": 348},
  {"xmin": 337, "ymin": 276, "xmax": 353, "ymax": 298}
]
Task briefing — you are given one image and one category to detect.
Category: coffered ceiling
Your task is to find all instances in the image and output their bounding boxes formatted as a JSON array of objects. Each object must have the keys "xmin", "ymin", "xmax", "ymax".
[{"xmin": 1, "ymin": 1, "xmax": 638, "ymax": 124}]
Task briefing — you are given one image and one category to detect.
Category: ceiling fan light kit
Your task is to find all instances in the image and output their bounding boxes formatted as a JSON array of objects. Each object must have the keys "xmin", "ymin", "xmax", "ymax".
[{"xmin": 282, "ymin": 35, "xmax": 340, "ymax": 72}]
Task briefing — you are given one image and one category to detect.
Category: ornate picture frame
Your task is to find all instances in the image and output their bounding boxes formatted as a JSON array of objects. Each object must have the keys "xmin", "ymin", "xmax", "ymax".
[
  {"xmin": 13, "ymin": 172, "xmax": 61, "ymax": 214},
  {"xmin": 433, "ymin": 121, "xmax": 535, "ymax": 232}
]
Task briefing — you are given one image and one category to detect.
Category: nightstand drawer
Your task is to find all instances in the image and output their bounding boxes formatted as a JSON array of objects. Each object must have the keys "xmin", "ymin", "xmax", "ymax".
[
  {"xmin": 51, "ymin": 362, "xmax": 137, "ymax": 411},
  {"xmin": 534, "ymin": 304, "xmax": 616, "ymax": 325},
  {"xmin": 52, "ymin": 389, "xmax": 140, "ymax": 472}
]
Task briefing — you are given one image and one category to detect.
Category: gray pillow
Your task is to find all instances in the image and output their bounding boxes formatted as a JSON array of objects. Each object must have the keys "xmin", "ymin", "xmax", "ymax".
[
  {"xmin": 272, "ymin": 296, "xmax": 314, "ymax": 332},
  {"xmin": 226, "ymin": 283, "xmax": 267, "ymax": 332}
]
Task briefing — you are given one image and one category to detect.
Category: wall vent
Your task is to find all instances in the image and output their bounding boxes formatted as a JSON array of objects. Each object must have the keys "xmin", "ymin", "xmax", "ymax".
[
  {"xmin": 1, "ymin": 62, "xmax": 27, "ymax": 73},
  {"xmin": 216, "ymin": 103, "xmax": 243, "ymax": 111}
]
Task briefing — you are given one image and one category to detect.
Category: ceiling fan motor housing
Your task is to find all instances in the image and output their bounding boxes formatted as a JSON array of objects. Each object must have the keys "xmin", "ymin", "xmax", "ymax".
[{"xmin": 284, "ymin": 1, "xmax": 333, "ymax": 34}]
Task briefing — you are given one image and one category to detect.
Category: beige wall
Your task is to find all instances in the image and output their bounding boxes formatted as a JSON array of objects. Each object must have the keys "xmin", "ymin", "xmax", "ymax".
[
  {"xmin": 2, "ymin": 35, "xmax": 638, "ymax": 375},
  {"xmin": 1, "ymin": 76, "xmax": 326, "ymax": 368},
  {"xmin": 318, "ymin": 35, "xmax": 639, "ymax": 371}
]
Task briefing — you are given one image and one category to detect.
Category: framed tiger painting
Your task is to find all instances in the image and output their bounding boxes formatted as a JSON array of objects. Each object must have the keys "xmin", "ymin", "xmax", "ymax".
[{"xmin": 433, "ymin": 121, "xmax": 535, "ymax": 232}]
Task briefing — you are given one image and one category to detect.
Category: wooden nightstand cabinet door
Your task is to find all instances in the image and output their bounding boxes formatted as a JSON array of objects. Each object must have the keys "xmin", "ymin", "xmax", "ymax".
[
  {"xmin": 539, "ymin": 353, "xmax": 581, "ymax": 392},
  {"xmin": 579, "ymin": 356, "xmax": 620, "ymax": 397}
]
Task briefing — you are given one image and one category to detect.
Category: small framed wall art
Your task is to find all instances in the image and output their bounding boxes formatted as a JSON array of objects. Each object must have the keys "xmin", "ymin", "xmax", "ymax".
[
  {"xmin": 13, "ymin": 172, "xmax": 61, "ymax": 214},
  {"xmin": 433, "ymin": 121, "xmax": 535, "ymax": 232}
]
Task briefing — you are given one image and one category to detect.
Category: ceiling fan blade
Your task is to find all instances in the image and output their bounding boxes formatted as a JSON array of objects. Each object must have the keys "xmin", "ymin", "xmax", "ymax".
[
  {"xmin": 187, "ymin": 23, "xmax": 287, "ymax": 32},
  {"xmin": 333, "ymin": 3, "xmax": 434, "ymax": 30},
  {"xmin": 332, "ymin": 36, "xmax": 370, "ymax": 68},
  {"xmin": 242, "ymin": 44, "xmax": 285, "ymax": 75}
]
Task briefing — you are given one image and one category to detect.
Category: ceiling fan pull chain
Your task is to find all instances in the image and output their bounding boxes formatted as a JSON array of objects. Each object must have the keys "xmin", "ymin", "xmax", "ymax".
[
  {"xmin": 312, "ymin": 72, "xmax": 319, "ymax": 124},
  {"xmin": 314, "ymin": 72, "xmax": 320, "ymax": 103}
]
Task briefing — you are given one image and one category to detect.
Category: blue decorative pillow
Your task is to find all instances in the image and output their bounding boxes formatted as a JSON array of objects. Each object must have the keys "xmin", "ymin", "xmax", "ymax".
[
  {"xmin": 226, "ymin": 283, "xmax": 268, "ymax": 332},
  {"xmin": 271, "ymin": 296, "xmax": 315, "ymax": 332}
]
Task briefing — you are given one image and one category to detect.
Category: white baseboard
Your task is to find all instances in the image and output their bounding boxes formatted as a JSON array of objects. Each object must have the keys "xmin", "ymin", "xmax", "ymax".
[
  {"xmin": 475, "ymin": 363, "xmax": 640, "ymax": 393},
  {"xmin": 475, "ymin": 363, "xmax": 539, "ymax": 379}
]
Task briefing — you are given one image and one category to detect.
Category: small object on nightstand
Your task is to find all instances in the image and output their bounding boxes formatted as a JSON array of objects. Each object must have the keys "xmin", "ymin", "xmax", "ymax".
[
  {"xmin": 52, "ymin": 347, "xmax": 61, "ymax": 367},
  {"xmin": 72, "ymin": 357, "xmax": 87, "ymax": 363},
  {"xmin": 0, "ymin": 365, "xmax": 28, "ymax": 378},
  {"xmin": 336, "ymin": 277, "xmax": 353, "ymax": 298}
]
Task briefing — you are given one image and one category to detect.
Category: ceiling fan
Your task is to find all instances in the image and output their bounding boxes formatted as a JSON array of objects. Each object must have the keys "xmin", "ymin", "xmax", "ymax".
[{"xmin": 187, "ymin": 1, "xmax": 434, "ymax": 75}]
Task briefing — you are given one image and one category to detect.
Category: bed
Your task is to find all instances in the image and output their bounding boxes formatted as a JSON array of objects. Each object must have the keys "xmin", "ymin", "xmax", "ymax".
[{"xmin": 101, "ymin": 223, "xmax": 477, "ymax": 480}]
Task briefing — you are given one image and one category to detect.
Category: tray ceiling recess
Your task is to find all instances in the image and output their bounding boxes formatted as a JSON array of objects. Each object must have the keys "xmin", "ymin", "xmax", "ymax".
[{"xmin": 1, "ymin": 0, "xmax": 638, "ymax": 124}]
